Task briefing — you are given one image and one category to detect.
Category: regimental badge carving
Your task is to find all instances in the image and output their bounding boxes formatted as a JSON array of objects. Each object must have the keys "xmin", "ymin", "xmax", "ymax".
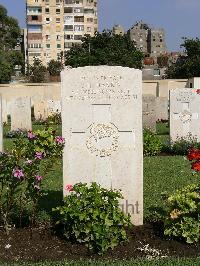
[
  {"xmin": 86, "ymin": 123, "xmax": 119, "ymax": 157},
  {"xmin": 176, "ymin": 91, "xmax": 195, "ymax": 103},
  {"xmin": 179, "ymin": 110, "xmax": 192, "ymax": 123}
]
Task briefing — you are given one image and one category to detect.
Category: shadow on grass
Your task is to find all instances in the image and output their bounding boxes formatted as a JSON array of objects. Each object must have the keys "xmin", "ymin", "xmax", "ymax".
[{"xmin": 39, "ymin": 190, "xmax": 63, "ymax": 215}]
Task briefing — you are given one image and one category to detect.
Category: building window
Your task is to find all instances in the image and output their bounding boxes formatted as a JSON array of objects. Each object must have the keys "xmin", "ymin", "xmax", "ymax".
[
  {"xmin": 45, "ymin": 8, "xmax": 49, "ymax": 13},
  {"xmin": 87, "ymin": 18, "xmax": 93, "ymax": 23},
  {"xmin": 56, "ymin": 18, "xmax": 61, "ymax": 23},
  {"xmin": 56, "ymin": 9, "xmax": 60, "ymax": 14},
  {"xmin": 64, "ymin": 25, "xmax": 73, "ymax": 31},
  {"xmin": 65, "ymin": 34, "xmax": 73, "ymax": 40},
  {"xmin": 87, "ymin": 27, "xmax": 91, "ymax": 32},
  {"xmin": 74, "ymin": 35, "xmax": 82, "ymax": 40},
  {"xmin": 74, "ymin": 25, "xmax": 84, "ymax": 31},
  {"xmin": 57, "ymin": 35, "xmax": 61, "ymax": 40},
  {"xmin": 46, "ymin": 17, "xmax": 50, "ymax": 23},
  {"xmin": 46, "ymin": 44, "xmax": 51, "ymax": 48},
  {"xmin": 57, "ymin": 44, "xmax": 61, "ymax": 48},
  {"xmin": 46, "ymin": 35, "xmax": 50, "ymax": 40},
  {"xmin": 31, "ymin": 15, "xmax": 38, "ymax": 20}
]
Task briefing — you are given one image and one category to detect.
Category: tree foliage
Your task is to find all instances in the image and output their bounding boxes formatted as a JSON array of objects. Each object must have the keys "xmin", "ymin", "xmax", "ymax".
[
  {"xmin": 166, "ymin": 38, "xmax": 200, "ymax": 79},
  {"xmin": 0, "ymin": 5, "xmax": 23, "ymax": 83},
  {"xmin": 65, "ymin": 31, "xmax": 144, "ymax": 69},
  {"xmin": 0, "ymin": 5, "xmax": 21, "ymax": 50},
  {"xmin": 47, "ymin": 59, "xmax": 64, "ymax": 76},
  {"xmin": 28, "ymin": 59, "xmax": 47, "ymax": 83}
]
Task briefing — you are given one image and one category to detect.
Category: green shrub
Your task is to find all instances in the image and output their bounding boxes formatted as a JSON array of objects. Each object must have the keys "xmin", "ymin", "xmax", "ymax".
[
  {"xmin": 170, "ymin": 136, "xmax": 200, "ymax": 155},
  {"xmin": 163, "ymin": 184, "xmax": 200, "ymax": 244},
  {"xmin": 0, "ymin": 128, "xmax": 65, "ymax": 233},
  {"xmin": 54, "ymin": 182, "xmax": 131, "ymax": 254},
  {"xmin": 143, "ymin": 129, "xmax": 163, "ymax": 156},
  {"xmin": 46, "ymin": 112, "xmax": 61, "ymax": 125}
]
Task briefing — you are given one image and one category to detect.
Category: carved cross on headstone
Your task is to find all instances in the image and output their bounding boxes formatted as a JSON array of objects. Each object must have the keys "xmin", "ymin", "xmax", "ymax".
[{"xmin": 70, "ymin": 104, "xmax": 135, "ymax": 188}]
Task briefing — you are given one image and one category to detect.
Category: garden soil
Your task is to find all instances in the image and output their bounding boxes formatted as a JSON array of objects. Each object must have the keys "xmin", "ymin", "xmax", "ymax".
[{"xmin": 0, "ymin": 224, "xmax": 199, "ymax": 263}]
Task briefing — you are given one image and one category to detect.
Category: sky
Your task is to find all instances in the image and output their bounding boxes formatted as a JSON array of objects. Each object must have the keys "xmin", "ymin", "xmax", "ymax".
[{"xmin": 1, "ymin": 0, "xmax": 200, "ymax": 51}]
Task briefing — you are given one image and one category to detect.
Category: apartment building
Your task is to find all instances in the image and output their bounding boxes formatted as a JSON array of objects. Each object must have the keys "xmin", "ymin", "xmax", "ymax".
[
  {"xmin": 26, "ymin": 0, "xmax": 98, "ymax": 66},
  {"xmin": 128, "ymin": 21, "xmax": 167, "ymax": 57},
  {"xmin": 112, "ymin": 25, "xmax": 125, "ymax": 36}
]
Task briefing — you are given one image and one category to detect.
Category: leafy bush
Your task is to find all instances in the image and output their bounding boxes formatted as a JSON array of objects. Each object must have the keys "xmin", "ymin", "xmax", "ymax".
[
  {"xmin": 6, "ymin": 129, "xmax": 27, "ymax": 138},
  {"xmin": 163, "ymin": 184, "xmax": 200, "ymax": 244},
  {"xmin": 46, "ymin": 112, "xmax": 61, "ymax": 125},
  {"xmin": 33, "ymin": 112, "xmax": 61, "ymax": 125},
  {"xmin": 0, "ymin": 128, "xmax": 65, "ymax": 233},
  {"xmin": 143, "ymin": 129, "xmax": 163, "ymax": 156},
  {"xmin": 54, "ymin": 182, "xmax": 131, "ymax": 254},
  {"xmin": 170, "ymin": 136, "xmax": 200, "ymax": 155}
]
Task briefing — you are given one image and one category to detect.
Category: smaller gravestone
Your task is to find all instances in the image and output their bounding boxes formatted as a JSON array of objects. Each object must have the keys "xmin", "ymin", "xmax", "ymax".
[
  {"xmin": 11, "ymin": 97, "xmax": 32, "ymax": 131},
  {"xmin": 34, "ymin": 100, "xmax": 48, "ymax": 121},
  {"xmin": 2, "ymin": 99, "xmax": 8, "ymax": 124},
  {"xmin": 47, "ymin": 100, "xmax": 61, "ymax": 116},
  {"xmin": 155, "ymin": 97, "xmax": 168, "ymax": 121},
  {"xmin": 170, "ymin": 88, "xmax": 200, "ymax": 142},
  {"xmin": 142, "ymin": 94, "xmax": 157, "ymax": 131}
]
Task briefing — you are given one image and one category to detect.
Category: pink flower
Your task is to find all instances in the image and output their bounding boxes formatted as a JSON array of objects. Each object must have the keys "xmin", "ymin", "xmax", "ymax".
[
  {"xmin": 66, "ymin": 184, "xmax": 73, "ymax": 192},
  {"xmin": 55, "ymin": 136, "xmax": 65, "ymax": 145},
  {"xmin": 28, "ymin": 131, "xmax": 36, "ymax": 139},
  {"xmin": 26, "ymin": 159, "xmax": 33, "ymax": 164},
  {"xmin": 35, "ymin": 152, "xmax": 43, "ymax": 160},
  {"xmin": 35, "ymin": 175, "xmax": 43, "ymax": 181},
  {"xmin": 13, "ymin": 169, "xmax": 24, "ymax": 180}
]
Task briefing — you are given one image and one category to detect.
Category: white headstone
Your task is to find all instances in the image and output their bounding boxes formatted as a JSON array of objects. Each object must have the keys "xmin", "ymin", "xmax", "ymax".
[
  {"xmin": 61, "ymin": 66, "xmax": 143, "ymax": 225},
  {"xmin": 34, "ymin": 100, "xmax": 48, "ymax": 121},
  {"xmin": 142, "ymin": 94, "xmax": 157, "ymax": 131},
  {"xmin": 170, "ymin": 88, "xmax": 200, "ymax": 142},
  {"xmin": 47, "ymin": 100, "xmax": 61, "ymax": 116},
  {"xmin": 156, "ymin": 97, "xmax": 168, "ymax": 121},
  {"xmin": 11, "ymin": 97, "xmax": 32, "ymax": 131}
]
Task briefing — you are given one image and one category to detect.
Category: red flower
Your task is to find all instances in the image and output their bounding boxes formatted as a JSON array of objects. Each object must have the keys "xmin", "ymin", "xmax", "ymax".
[
  {"xmin": 66, "ymin": 184, "xmax": 73, "ymax": 192},
  {"xmin": 187, "ymin": 148, "xmax": 200, "ymax": 161},
  {"xmin": 191, "ymin": 161, "xmax": 200, "ymax": 172},
  {"xmin": 196, "ymin": 89, "xmax": 200, "ymax": 95}
]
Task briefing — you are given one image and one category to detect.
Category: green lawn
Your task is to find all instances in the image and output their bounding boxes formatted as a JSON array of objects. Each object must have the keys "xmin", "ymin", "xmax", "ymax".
[
  {"xmin": 1, "ymin": 123, "xmax": 199, "ymax": 265},
  {"xmin": 3, "ymin": 122, "xmax": 199, "ymax": 220}
]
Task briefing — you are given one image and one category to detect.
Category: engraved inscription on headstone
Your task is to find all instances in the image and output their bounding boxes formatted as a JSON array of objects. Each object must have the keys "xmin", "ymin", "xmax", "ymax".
[{"xmin": 61, "ymin": 66, "xmax": 143, "ymax": 225}]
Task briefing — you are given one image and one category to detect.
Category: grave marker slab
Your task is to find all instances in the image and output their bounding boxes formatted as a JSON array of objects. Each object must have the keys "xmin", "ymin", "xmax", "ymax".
[
  {"xmin": 155, "ymin": 97, "xmax": 168, "ymax": 121},
  {"xmin": 170, "ymin": 88, "xmax": 200, "ymax": 142},
  {"xmin": 142, "ymin": 94, "xmax": 157, "ymax": 131},
  {"xmin": 34, "ymin": 100, "xmax": 48, "ymax": 121},
  {"xmin": 11, "ymin": 97, "xmax": 32, "ymax": 131},
  {"xmin": 61, "ymin": 66, "xmax": 143, "ymax": 225}
]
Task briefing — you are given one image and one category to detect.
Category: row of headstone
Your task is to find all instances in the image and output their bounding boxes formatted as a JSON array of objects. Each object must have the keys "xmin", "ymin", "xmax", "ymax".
[{"xmin": 142, "ymin": 95, "xmax": 168, "ymax": 131}]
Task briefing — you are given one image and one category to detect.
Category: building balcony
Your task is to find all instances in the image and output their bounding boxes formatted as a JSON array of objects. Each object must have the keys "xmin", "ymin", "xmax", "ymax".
[
  {"xmin": 27, "ymin": 15, "xmax": 42, "ymax": 25},
  {"xmin": 27, "ymin": 33, "xmax": 43, "ymax": 41}
]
